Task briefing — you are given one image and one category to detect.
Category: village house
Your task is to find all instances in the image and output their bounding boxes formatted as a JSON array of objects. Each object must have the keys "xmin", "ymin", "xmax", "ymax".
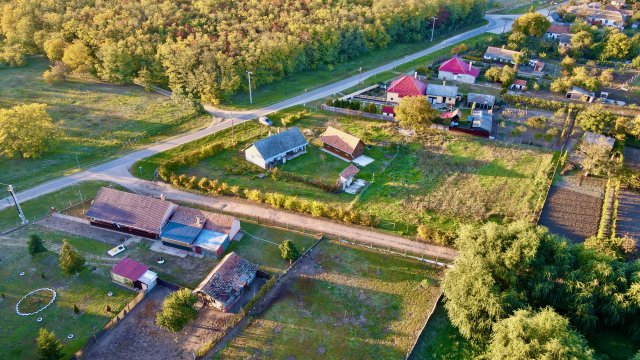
[
  {"xmin": 320, "ymin": 126, "xmax": 365, "ymax": 160},
  {"xmin": 483, "ymin": 46, "xmax": 521, "ymax": 64},
  {"xmin": 467, "ymin": 93, "xmax": 496, "ymax": 110},
  {"xmin": 386, "ymin": 75, "xmax": 427, "ymax": 103},
  {"xmin": 470, "ymin": 110, "xmax": 493, "ymax": 134},
  {"xmin": 111, "ymin": 258, "xmax": 158, "ymax": 293},
  {"xmin": 545, "ymin": 23, "xmax": 571, "ymax": 39},
  {"xmin": 566, "ymin": 86, "xmax": 596, "ymax": 102},
  {"xmin": 244, "ymin": 127, "xmax": 308, "ymax": 169},
  {"xmin": 337, "ymin": 164, "xmax": 360, "ymax": 191},
  {"xmin": 558, "ymin": 34, "xmax": 573, "ymax": 48},
  {"xmin": 86, "ymin": 187, "xmax": 177, "ymax": 239},
  {"xmin": 382, "ymin": 105, "xmax": 395, "ymax": 118},
  {"xmin": 426, "ymin": 83, "xmax": 458, "ymax": 108},
  {"xmin": 193, "ymin": 252, "xmax": 259, "ymax": 312},
  {"xmin": 160, "ymin": 206, "xmax": 240, "ymax": 258},
  {"xmin": 438, "ymin": 57, "xmax": 479, "ymax": 84},
  {"xmin": 568, "ymin": 6, "xmax": 625, "ymax": 29}
]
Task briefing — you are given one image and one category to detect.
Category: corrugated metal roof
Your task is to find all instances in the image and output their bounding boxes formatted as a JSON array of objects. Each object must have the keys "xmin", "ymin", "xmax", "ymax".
[
  {"xmin": 161, "ymin": 221, "xmax": 201, "ymax": 244},
  {"xmin": 111, "ymin": 258, "xmax": 149, "ymax": 281},
  {"xmin": 249, "ymin": 127, "xmax": 308, "ymax": 161},
  {"xmin": 194, "ymin": 252, "xmax": 258, "ymax": 305},
  {"xmin": 426, "ymin": 84, "xmax": 458, "ymax": 98},
  {"xmin": 194, "ymin": 229, "xmax": 228, "ymax": 252},
  {"xmin": 86, "ymin": 188, "xmax": 176, "ymax": 234}
]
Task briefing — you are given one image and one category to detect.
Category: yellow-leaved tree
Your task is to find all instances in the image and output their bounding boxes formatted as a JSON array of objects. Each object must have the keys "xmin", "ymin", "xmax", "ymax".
[{"xmin": 0, "ymin": 103, "xmax": 57, "ymax": 159}]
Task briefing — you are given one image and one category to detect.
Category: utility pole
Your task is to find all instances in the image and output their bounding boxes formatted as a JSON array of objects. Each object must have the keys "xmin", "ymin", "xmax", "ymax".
[
  {"xmin": 246, "ymin": 70, "xmax": 253, "ymax": 104},
  {"xmin": 358, "ymin": 67, "xmax": 363, "ymax": 84},
  {"xmin": 502, "ymin": 19, "xmax": 508, "ymax": 34},
  {"xmin": 6, "ymin": 185, "xmax": 28, "ymax": 225},
  {"xmin": 430, "ymin": 17, "xmax": 438, "ymax": 42}
]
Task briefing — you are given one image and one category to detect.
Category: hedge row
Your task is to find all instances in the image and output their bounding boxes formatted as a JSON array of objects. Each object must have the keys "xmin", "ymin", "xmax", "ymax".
[
  {"xmin": 502, "ymin": 94, "xmax": 585, "ymax": 112},
  {"xmin": 165, "ymin": 171, "xmax": 378, "ymax": 227}
]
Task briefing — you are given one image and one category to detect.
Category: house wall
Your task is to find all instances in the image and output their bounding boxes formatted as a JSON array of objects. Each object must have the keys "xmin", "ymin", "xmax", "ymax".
[
  {"xmin": 245, "ymin": 145, "xmax": 267, "ymax": 169},
  {"xmin": 428, "ymin": 95, "xmax": 456, "ymax": 105},
  {"xmin": 323, "ymin": 143, "xmax": 355, "ymax": 160},
  {"xmin": 438, "ymin": 71, "xmax": 476, "ymax": 84},
  {"xmin": 161, "ymin": 238, "xmax": 193, "ymax": 251},
  {"xmin": 229, "ymin": 219, "xmax": 241, "ymax": 240},
  {"xmin": 111, "ymin": 273, "xmax": 134, "ymax": 287},
  {"xmin": 89, "ymin": 220, "xmax": 159, "ymax": 239},
  {"xmin": 386, "ymin": 92, "xmax": 400, "ymax": 103}
]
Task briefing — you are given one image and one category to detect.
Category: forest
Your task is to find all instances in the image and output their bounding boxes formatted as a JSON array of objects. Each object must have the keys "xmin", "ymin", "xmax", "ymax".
[{"xmin": 0, "ymin": 0, "xmax": 486, "ymax": 104}]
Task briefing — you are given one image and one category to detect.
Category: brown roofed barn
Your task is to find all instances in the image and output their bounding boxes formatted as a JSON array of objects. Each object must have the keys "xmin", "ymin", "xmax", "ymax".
[
  {"xmin": 86, "ymin": 187, "xmax": 177, "ymax": 238},
  {"xmin": 320, "ymin": 126, "xmax": 365, "ymax": 160}
]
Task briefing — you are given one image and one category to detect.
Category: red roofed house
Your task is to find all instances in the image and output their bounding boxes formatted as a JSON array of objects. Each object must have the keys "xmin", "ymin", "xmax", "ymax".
[
  {"xmin": 509, "ymin": 79, "xmax": 528, "ymax": 91},
  {"xmin": 382, "ymin": 106, "xmax": 395, "ymax": 117},
  {"xmin": 320, "ymin": 126, "xmax": 365, "ymax": 160},
  {"xmin": 545, "ymin": 23, "xmax": 571, "ymax": 39},
  {"xmin": 111, "ymin": 258, "xmax": 158, "ymax": 292},
  {"xmin": 386, "ymin": 75, "xmax": 427, "ymax": 103},
  {"xmin": 438, "ymin": 57, "xmax": 480, "ymax": 84},
  {"xmin": 337, "ymin": 164, "xmax": 360, "ymax": 191}
]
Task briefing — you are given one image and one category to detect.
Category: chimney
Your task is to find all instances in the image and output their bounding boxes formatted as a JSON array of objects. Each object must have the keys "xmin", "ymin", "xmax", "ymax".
[
  {"xmin": 443, "ymin": 81, "xmax": 446, "ymax": 86},
  {"xmin": 414, "ymin": 71, "xmax": 418, "ymax": 79},
  {"xmin": 501, "ymin": 45, "xmax": 505, "ymax": 49},
  {"xmin": 469, "ymin": 61, "xmax": 473, "ymax": 71},
  {"xmin": 160, "ymin": 193, "xmax": 165, "ymax": 201}
]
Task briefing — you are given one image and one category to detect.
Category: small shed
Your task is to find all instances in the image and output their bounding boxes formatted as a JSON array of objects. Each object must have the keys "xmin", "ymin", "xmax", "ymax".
[
  {"xmin": 337, "ymin": 164, "xmax": 360, "ymax": 191},
  {"xmin": 470, "ymin": 111, "xmax": 493, "ymax": 133},
  {"xmin": 467, "ymin": 93, "xmax": 496, "ymax": 110},
  {"xmin": 566, "ymin": 86, "xmax": 595, "ymax": 102},
  {"xmin": 111, "ymin": 258, "xmax": 157, "ymax": 292},
  {"xmin": 509, "ymin": 79, "xmax": 527, "ymax": 91},
  {"xmin": 193, "ymin": 252, "xmax": 259, "ymax": 312},
  {"xmin": 382, "ymin": 106, "xmax": 395, "ymax": 117}
]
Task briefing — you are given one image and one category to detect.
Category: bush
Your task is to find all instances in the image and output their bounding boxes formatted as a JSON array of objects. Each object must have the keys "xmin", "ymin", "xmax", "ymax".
[
  {"xmin": 36, "ymin": 328, "xmax": 63, "ymax": 360},
  {"xmin": 281, "ymin": 110, "xmax": 308, "ymax": 127},
  {"xmin": 27, "ymin": 233, "xmax": 47, "ymax": 256},
  {"xmin": 502, "ymin": 94, "xmax": 579, "ymax": 112},
  {"xmin": 155, "ymin": 289, "xmax": 198, "ymax": 332}
]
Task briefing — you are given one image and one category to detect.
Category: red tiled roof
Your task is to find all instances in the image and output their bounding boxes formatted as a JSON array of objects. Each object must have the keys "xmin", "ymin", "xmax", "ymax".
[
  {"xmin": 441, "ymin": 109, "xmax": 460, "ymax": 119},
  {"xmin": 438, "ymin": 57, "xmax": 480, "ymax": 77},
  {"xmin": 112, "ymin": 258, "xmax": 149, "ymax": 281},
  {"xmin": 513, "ymin": 79, "xmax": 527, "ymax": 86},
  {"xmin": 340, "ymin": 164, "xmax": 359, "ymax": 179},
  {"xmin": 382, "ymin": 106, "xmax": 395, "ymax": 114},
  {"xmin": 387, "ymin": 76, "xmax": 427, "ymax": 97},
  {"xmin": 320, "ymin": 127, "xmax": 363, "ymax": 156},
  {"xmin": 547, "ymin": 24, "xmax": 571, "ymax": 34}
]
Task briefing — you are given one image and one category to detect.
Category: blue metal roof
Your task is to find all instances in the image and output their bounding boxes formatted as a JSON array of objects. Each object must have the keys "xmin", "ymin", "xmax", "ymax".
[
  {"xmin": 194, "ymin": 229, "xmax": 228, "ymax": 251},
  {"xmin": 161, "ymin": 221, "xmax": 201, "ymax": 244}
]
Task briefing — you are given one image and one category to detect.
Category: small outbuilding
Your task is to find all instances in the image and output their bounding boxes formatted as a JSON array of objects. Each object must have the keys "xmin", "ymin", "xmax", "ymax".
[
  {"xmin": 509, "ymin": 79, "xmax": 527, "ymax": 91},
  {"xmin": 426, "ymin": 83, "xmax": 458, "ymax": 107},
  {"xmin": 111, "ymin": 258, "xmax": 157, "ymax": 293},
  {"xmin": 245, "ymin": 127, "xmax": 308, "ymax": 169},
  {"xmin": 193, "ymin": 252, "xmax": 259, "ymax": 312},
  {"xmin": 470, "ymin": 111, "xmax": 493, "ymax": 133},
  {"xmin": 566, "ymin": 86, "xmax": 595, "ymax": 102},
  {"xmin": 467, "ymin": 93, "xmax": 496, "ymax": 110},
  {"xmin": 337, "ymin": 164, "xmax": 360, "ymax": 191},
  {"xmin": 320, "ymin": 126, "xmax": 365, "ymax": 160}
]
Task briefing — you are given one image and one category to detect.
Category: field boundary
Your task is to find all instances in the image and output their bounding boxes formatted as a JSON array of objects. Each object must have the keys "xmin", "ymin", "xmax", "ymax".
[
  {"xmin": 406, "ymin": 292, "xmax": 444, "ymax": 359},
  {"xmin": 321, "ymin": 104, "xmax": 391, "ymax": 121},
  {"xmin": 0, "ymin": 197, "xmax": 92, "ymax": 235},
  {"xmin": 337, "ymin": 238, "xmax": 453, "ymax": 267}
]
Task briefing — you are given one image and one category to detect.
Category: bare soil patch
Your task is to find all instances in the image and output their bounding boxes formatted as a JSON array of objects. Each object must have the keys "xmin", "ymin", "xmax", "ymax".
[
  {"xmin": 538, "ymin": 185, "xmax": 602, "ymax": 243},
  {"xmin": 615, "ymin": 189, "xmax": 640, "ymax": 242}
]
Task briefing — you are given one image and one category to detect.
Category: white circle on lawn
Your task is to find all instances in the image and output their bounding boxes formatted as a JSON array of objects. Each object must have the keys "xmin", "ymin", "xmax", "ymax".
[
  {"xmin": 19, "ymin": 272, "xmax": 25, "ymax": 276},
  {"xmin": 15, "ymin": 288, "xmax": 57, "ymax": 316},
  {"xmin": 107, "ymin": 292, "xmax": 113, "ymax": 297},
  {"xmin": 67, "ymin": 334, "xmax": 74, "ymax": 339}
]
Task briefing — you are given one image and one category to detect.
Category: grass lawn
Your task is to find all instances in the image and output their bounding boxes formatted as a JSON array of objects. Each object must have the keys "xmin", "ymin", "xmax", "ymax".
[
  {"xmin": 0, "ymin": 181, "xmax": 120, "ymax": 232},
  {"xmin": 218, "ymin": 240, "xmax": 443, "ymax": 359},
  {"xmin": 119, "ymin": 221, "xmax": 318, "ymax": 289},
  {"xmin": 136, "ymin": 106, "xmax": 555, "ymax": 239},
  {"xmin": 410, "ymin": 302, "xmax": 480, "ymax": 359},
  {"xmin": 0, "ymin": 226, "xmax": 135, "ymax": 359},
  {"xmin": 220, "ymin": 21, "xmax": 488, "ymax": 110},
  {"xmin": 587, "ymin": 330, "xmax": 640, "ymax": 360},
  {"xmin": 0, "ymin": 58, "xmax": 210, "ymax": 191}
]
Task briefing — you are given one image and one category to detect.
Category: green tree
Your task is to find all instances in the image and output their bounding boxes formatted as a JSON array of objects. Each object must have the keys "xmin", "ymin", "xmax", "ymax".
[
  {"xmin": 59, "ymin": 240, "xmax": 85, "ymax": 274},
  {"xmin": 62, "ymin": 41, "xmax": 93, "ymax": 74},
  {"xmin": 36, "ymin": 328, "xmax": 63, "ymax": 360},
  {"xmin": 488, "ymin": 308, "xmax": 595, "ymax": 360},
  {"xmin": 279, "ymin": 240, "xmax": 301, "ymax": 264},
  {"xmin": 95, "ymin": 40, "xmax": 138, "ymax": 84},
  {"xmin": 451, "ymin": 43, "xmax": 467, "ymax": 55},
  {"xmin": 512, "ymin": 13, "xmax": 551, "ymax": 37},
  {"xmin": 525, "ymin": 116, "xmax": 546, "ymax": 129},
  {"xmin": 155, "ymin": 288, "xmax": 198, "ymax": 332},
  {"xmin": 484, "ymin": 66, "xmax": 503, "ymax": 82},
  {"xmin": 28, "ymin": 233, "xmax": 47, "ymax": 256},
  {"xmin": 601, "ymin": 31, "xmax": 632, "ymax": 61},
  {"xmin": 0, "ymin": 103, "xmax": 56, "ymax": 159},
  {"xmin": 43, "ymin": 37, "xmax": 67, "ymax": 61},
  {"xmin": 577, "ymin": 105, "xmax": 615, "ymax": 134},
  {"xmin": 570, "ymin": 31, "xmax": 592, "ymax": 52},
  {"xmin": 395, "ymin": 96, "xmax": 438, "ymax": 133},
  {"xmin": 560, "ymin": 56, "xmax": 576, "ymax": 73},
  {"xmin": 499, "ymin": 65, "xmax": 515, "ymax": 86}
]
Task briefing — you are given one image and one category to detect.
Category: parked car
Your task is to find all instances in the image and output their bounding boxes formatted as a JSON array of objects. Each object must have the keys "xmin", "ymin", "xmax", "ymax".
[{"xmin": 258, "ymin": 116, "xmax": 273, "ymax": 126}]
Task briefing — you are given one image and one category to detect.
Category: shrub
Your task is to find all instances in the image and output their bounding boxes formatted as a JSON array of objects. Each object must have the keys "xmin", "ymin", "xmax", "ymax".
[
  {"xmin": 243, "ymin": 189, "xmax": 264, "ymax": 202},
  {"xmin": 155, "ymin": 289, "xmax": 198, "ymax": 332},
  {"xmin": 27, "ymin": 233, "xmax": 47, "ymax": 256},
  {"xmin": 37, "ymin": 328, "xmax": 63, "ymax": 360},
  {"xmin": 502, "ymin": 94, "xmax": 578, "ymax": 111}
]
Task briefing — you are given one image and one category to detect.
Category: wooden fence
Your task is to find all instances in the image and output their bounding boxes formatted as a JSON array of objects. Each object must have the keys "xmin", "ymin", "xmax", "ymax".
[{"xmin": 321, "ymin": 104, "xmax": 392, "ymax": 121}]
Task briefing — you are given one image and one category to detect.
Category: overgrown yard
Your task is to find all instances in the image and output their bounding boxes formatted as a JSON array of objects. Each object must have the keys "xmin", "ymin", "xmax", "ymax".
[
  {"xmin": 136, "ymin": 107, "xmax": 556, "ymax": 241},
  {"xmin": 0, "ymin": 226, "xmax": 134, "ymax": 359},
  {"xmin": 0, "ymin": 58, "xmax": 210, "ymax": 191},
  {"xmin": 218, "ymin": 240, "xmax": 442, "ymax": 359}
]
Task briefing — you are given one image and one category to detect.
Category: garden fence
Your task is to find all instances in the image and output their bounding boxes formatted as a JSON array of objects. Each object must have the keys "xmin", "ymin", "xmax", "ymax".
[{"xmin": 321, "ymin": 104, "xmax": 391, "ymax": 121}]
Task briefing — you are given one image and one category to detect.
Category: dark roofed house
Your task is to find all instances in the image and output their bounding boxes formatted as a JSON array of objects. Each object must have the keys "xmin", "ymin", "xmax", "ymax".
[
  {"xmin": 558, "ymin": 33, "xmax": 573, "ymax": 48},
  {"xmin": 193, "ymin": 252, "xmax": 259, "ymax": 312},
  {"xmin": 245, "ymin": 127, "xmax": 308, "ymax": 169},
  {"xmin": 320, "ymin": 126, "xmax": 365, "ymax": 160},
  {"xmin": 545, "ymin": 23, "xmax": 571, "ymax": 39},
  {"xmin": 426, "ymin": 83, "xmax": 458, "ymax": 107},
  {"xmin": 86, "ymin": 187, "xmax": 177, "ymax": 238},
  {"xmin": 467, "ymin": 93, "xmax": 496, "ymax": 110}
]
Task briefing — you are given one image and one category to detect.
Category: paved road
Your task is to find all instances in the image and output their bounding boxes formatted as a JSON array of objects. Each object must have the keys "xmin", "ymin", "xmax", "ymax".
[{"xmin": 1, "ymin": 12, "xmax": 554, "ymax": 256}]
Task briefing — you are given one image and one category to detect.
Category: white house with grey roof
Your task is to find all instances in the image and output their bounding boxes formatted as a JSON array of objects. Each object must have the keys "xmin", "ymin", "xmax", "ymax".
[{"xmin": 244, "ymin": 127, "xmax": 308, "ymax": 169}]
